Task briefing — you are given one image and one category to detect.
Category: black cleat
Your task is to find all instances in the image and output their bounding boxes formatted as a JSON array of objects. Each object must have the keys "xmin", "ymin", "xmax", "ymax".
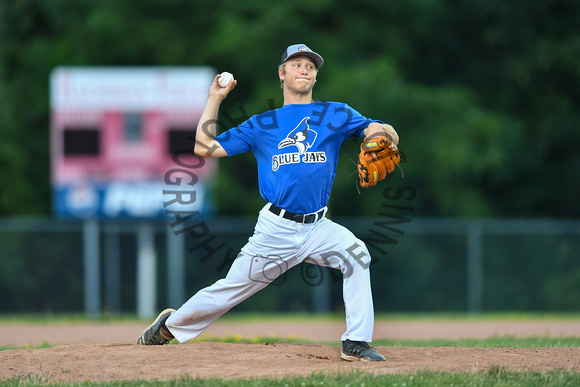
[
  {"xmin": 341, "ymin": 339, "xmax": 386, "ymax": 361},
  {"xmin": 136, "ymin": 308, "xmax": 176, "ymax": 345}
]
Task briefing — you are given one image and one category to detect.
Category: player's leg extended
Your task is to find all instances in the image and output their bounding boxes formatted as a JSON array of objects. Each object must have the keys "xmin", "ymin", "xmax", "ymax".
[
  {"xmin": 165, "ymin": 252, "xmax": 277, "ymax": 343},
  {"xmin": 165, "ymin": 205, "xmax": 298, "ymax": 343},
  {"xmin": 300, "ymin": 219, "xmax": 375, "ymax": 342}
]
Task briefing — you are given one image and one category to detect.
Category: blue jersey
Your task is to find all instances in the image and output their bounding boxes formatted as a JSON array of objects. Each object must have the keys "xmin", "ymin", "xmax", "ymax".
[{"xmin": 216, "ymin": 102, "xmax": 376, "ymax": 214}]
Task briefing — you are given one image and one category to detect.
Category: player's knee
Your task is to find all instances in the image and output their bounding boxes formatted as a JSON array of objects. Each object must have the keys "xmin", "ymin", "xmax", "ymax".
[{"xmin": 346, "ymin": 239, "xmax": 371, "ymax": 264}]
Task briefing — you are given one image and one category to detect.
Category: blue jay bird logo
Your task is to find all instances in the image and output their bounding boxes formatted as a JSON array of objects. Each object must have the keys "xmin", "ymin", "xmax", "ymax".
[{"xmin": 278, "ymin": 117, "xmax": 317, "ymax": 155}]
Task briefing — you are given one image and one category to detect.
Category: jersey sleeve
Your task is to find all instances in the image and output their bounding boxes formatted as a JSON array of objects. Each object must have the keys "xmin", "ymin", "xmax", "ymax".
[
  {"xmin": 334, "ymin": 103, "xmax": 381, "ymax": 139},
  {"xmin": 214, "ymin": 119, "xmax": 255, "ymax": 156}
]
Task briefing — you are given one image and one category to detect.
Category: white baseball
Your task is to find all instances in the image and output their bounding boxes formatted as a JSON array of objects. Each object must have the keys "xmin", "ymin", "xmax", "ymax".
[{"xmin": 218, "ymin": 72, "xmax": 234, "ymax": 87}]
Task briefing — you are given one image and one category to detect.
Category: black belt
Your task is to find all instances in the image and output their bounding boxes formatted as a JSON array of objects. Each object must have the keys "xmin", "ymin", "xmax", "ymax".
[{"xmin": 269, "ymin": 204, "xmax": 324, "ymax": 224}]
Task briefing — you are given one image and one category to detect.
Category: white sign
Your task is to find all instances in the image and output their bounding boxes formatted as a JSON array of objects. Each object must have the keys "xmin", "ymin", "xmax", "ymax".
[{"xmin": 50, "ymin": 67, "xmax": 215, "ymax": 111}]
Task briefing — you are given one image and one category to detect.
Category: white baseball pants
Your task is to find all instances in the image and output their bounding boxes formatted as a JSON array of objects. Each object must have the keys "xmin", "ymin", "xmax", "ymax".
[{"xmin": 166, "ymin": 203, "xmax": 376, "ymax": 343}]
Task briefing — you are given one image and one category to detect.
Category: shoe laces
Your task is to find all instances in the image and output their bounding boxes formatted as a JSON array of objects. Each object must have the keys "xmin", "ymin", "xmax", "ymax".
[{"xmin": 348, "ymin": 341, "xmax": 371, "ymax": 356}]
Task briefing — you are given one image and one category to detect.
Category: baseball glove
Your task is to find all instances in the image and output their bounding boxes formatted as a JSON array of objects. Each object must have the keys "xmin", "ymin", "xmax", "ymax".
[{"xmin": 357, "ymin": 136, "xmax": 401, "ymax": 188}]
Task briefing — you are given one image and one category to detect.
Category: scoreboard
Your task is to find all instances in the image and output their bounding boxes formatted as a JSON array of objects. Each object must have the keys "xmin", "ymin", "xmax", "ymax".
[{"xmin": 50, "ymin": 67, "xmax": 216, "ymax": 218}]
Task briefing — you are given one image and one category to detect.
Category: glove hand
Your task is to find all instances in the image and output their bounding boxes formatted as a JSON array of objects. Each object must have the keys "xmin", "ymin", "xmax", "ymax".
[{"xmin": 357, "ymin": 136, "xmax": 401, "ymax": 188}]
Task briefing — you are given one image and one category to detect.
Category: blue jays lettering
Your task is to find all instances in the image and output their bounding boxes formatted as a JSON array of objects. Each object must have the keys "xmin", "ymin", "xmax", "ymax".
[{"xmin": 272, "ymin": 117, "xmax": 327, "ymax": 171}]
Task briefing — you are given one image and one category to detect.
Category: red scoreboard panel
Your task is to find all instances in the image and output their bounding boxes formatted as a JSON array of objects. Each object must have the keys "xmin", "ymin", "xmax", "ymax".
[{"xmin": 50, "ymin": 67, "xmax": 216, "ymax": 218}]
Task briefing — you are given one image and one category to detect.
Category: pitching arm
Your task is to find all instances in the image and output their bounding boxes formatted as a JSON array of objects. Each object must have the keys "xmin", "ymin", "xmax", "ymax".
[{"xmin": 194, "ymin": 74, "xmax": 237, "ymax": 158}]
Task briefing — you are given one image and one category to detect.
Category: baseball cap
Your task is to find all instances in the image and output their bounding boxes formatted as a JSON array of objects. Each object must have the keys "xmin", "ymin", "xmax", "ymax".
[{"xmin": 280, "ymin": 44, "xmax": 324, "ymax": 69}]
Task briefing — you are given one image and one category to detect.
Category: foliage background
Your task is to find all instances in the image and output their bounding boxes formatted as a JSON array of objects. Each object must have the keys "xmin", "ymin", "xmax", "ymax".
[
  {"xmin": 0, "ymin": 0, "xmax": 580, "ymax": 314},
  {"xmin": 1, "ymin": 0, "xmax": 579, "ymax": 218}
]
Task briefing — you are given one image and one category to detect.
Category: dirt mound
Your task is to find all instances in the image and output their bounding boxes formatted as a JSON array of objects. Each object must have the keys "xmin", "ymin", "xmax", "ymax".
[
  {"xmin": 1, "ymin": 320, "xmax": 579, "ymax": 382},
  {"xmin": 1, "ymin": 342, "xmax": 579, "ymax": 383}
]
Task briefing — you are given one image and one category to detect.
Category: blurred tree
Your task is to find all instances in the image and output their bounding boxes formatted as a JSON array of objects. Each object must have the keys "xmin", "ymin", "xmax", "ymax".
[
  {"xmin": 399, "ymin": 0, "xmax": 580, "ymax": 217},
  {"xmin": 0, "ymin": 0, "xmax": 578, "ymax": 217}
]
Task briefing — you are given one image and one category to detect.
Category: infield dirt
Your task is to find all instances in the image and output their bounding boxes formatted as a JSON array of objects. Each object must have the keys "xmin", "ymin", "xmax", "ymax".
[{"xmin": 1, "ymin": 319, "xmax": 579, "ymax": 382}]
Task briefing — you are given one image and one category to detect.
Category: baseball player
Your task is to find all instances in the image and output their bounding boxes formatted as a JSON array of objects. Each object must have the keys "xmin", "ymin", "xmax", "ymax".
[{"xmin": 137, "ymin": 44, "xmax": 400, "ymax": 361}]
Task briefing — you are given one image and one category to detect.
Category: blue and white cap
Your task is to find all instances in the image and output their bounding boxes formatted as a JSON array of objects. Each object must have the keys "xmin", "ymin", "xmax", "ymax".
[{"xmin": 281, "ymin": 44, "xmax": 324, "ymax": 69}]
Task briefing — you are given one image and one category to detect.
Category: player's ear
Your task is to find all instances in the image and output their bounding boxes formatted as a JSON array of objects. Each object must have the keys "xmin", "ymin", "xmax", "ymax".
[{"xmin": 278, "ymin": 64, "xmax": 285, "ymax": 89}]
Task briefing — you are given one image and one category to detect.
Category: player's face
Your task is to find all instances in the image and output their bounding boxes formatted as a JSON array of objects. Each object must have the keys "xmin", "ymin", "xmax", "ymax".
[{"xmin": 279, "ymin": 57, "xmax": 317, "ymax": 93}]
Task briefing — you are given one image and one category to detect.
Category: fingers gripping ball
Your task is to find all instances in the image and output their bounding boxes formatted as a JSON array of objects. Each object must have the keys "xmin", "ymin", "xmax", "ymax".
[
  {"xmin": 218, "ymin": 72, "xmax": 234, "ymax": 87},
  {"xmin": 357, "ymin": 136, "xmax": 401, "ymax": 188}
]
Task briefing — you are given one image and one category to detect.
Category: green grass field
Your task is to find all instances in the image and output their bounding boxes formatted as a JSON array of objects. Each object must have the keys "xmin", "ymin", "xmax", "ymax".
[
  {"xmin": 1, "ymin": 313, "xmax": 579, "ymax": 386},
  {"xmin": 4, "ymin": 364, "xmax": 580, "ymax": 387}
]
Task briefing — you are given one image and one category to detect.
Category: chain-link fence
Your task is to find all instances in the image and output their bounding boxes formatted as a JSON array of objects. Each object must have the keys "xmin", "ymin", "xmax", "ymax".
[{"xmin": 1, "ymin": 217, "xmax": 579, "ymax": 316}]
